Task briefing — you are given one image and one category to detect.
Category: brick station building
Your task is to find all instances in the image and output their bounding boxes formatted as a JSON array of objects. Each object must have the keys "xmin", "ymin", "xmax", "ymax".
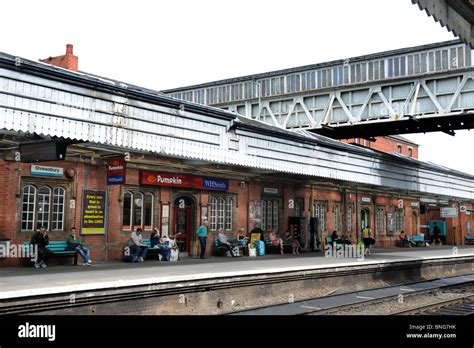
[{"xmin": 0, "ymin": 46, "xmax": 473, "ymax": 266}]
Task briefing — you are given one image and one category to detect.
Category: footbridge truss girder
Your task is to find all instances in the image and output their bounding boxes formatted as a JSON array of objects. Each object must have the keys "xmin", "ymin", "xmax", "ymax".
[{"xmin": 225, "ymin": 68, "xmax": 474, "ymax": 138}]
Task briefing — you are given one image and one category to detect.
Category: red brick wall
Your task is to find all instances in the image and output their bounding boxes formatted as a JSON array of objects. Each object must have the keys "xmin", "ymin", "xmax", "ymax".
[{"xmin": 341, "ymin": 137, "xmax": 418, "ymax": 159}]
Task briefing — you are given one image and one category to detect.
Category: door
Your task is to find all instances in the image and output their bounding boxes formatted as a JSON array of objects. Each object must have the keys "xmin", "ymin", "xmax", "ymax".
[
  {"xmin": 173, "ymin": 196, "xmax": 195, "ymax": 253},
  {"xmin": 361, "ymin": 209, "xmax": 370, "ymax": 231}
]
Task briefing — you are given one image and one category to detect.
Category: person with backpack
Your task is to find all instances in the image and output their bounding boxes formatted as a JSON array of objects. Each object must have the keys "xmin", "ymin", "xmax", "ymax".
[
  {"xmin": 432, "ymin": 222, "xmax": 442, "ymax": 245},
  {"xmin": 362, "ymin": 225, "xmax": 373, "ymax": 256}
]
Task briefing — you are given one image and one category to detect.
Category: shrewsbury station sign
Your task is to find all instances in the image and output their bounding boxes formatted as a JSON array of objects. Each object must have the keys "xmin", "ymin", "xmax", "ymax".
[{"xmin": 139, "ymin": 171, "xmax": 228, "ymax": 191}]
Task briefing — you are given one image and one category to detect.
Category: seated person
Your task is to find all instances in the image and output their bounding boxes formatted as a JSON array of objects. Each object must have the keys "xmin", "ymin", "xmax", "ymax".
[
  {"xmin": 66, "ymin": 227, "xmax": 92, "ymax": 266},
  {"xmin": 285, "ymin": 229, "xmax": 300, "ymax": 255},
  {"xmin": 217, "ymin": 229, "xmax": 236, "ymax": 257},
  {"xmin": 150, "ymin": 228, "xmax": 161, "ymax": 248},
  {"xmin": 341, "ymin": 234, "xmax": 352, "ymax": 245},
  {"xmin": 130, "ymin": 228, "xmax": 148, "ymax": 262},
  {"xmin": 268, "ymin": 230, "xmax": 284, "ymax": 255},
  {"xmin": 399, "ymin": 230, "xmax": 415, "ymax": 248},
  {"xmin": 331, "ymin": 230, "xmax": 343, "ymax": 246},
  {"xmin": 237, "ymin": 228, "xmax": 249, "ymax": 245}
]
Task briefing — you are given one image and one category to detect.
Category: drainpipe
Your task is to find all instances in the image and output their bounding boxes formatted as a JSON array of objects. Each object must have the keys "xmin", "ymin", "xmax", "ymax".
[{"xmin": 356, "ymin": 189, "xmax": 359, "ymax": 243}]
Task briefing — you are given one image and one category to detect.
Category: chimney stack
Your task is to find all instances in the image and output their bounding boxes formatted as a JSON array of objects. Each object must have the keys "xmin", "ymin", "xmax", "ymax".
[{"xmin": 40, "ymin": 44, "xmax": 79, "ymax": 72}]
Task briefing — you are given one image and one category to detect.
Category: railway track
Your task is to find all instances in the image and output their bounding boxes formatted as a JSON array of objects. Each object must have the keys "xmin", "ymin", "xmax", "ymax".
[
  {"xmin": 391, "ymin": 295, "xmax": 474, "ymax": 315},
  {"xmin": 304, "ymin": 288, "xmax": 474, "ymax": 316}
]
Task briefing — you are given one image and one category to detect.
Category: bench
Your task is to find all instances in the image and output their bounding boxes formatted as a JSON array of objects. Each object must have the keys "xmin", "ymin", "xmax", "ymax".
[
  {"xmin": 214, "ymin": 238, "xmax": 246, "ymax": 256},
  {"xmin": 324, "ymin": 237, "xmax": 344, "ymax": 250},
  {"xmin": 142, "ymin": 238, "xmax": 172, "ymax": 260},
  {"xmin": 264, "ymin": 237, "xmax": 292, "ymax": 254},
  {"xmin": 411, "ymin": 235, "xmax": 426, "ymax": 247},
  {"xmin": 23, "ymin": 241, "xmax": 78, "ymax": 265},
  {"xmin": 465, "ymin": 236, "xmax": 474, "ymax": 245}
]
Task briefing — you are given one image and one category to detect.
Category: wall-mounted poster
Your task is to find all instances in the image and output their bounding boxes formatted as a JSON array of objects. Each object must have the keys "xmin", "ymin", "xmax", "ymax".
[
  {"xmin": 248, "ymin": 200, "xmax": 262, "ymax": 232},
  {"xmin": 81, "ymin": 189, "xmax": 107, "ymax": 234}
]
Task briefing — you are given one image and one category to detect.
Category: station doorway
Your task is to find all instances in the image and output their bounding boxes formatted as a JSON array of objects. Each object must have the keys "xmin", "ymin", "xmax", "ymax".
[
  {"xmin": 361, "ymin": 208, "xmax": 370, "ymax": 231},
  {"xmin": 173, "ymin": 196, "xmax": 195, "ymax": 254}
]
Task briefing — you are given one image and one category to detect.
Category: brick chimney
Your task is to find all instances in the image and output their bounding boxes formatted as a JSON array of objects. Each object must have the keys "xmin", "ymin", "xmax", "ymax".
[{"xmin": 40, "ymin": 44, "xmax": 78, "ymax": 72}]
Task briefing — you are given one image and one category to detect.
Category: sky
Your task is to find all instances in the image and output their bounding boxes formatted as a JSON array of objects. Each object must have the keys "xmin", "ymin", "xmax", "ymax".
[{"xmin": 0, "ymin": 0, "xmax": 472, "ymax": 174}]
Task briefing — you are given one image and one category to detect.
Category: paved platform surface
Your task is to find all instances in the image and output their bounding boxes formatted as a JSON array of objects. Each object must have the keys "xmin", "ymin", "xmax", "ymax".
[{"xmin": 1, "ymin": 246, "xmax": 474, "ymax": 299}]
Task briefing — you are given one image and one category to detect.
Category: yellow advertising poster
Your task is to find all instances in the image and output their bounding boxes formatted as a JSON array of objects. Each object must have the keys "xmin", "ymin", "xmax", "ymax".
[{"xmin": 81, "ymin": 189, "xmax": 106, "ymax": 234}]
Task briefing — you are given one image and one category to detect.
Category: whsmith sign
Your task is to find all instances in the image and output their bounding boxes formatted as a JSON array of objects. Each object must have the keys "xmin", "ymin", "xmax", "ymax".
[
  {"xmin": 139, "ymin": 171, "xmax": 228, "ymax": 191},
  {"xmin": 106, "ymin": 156, "xmax": 126, "ymax": 185}
]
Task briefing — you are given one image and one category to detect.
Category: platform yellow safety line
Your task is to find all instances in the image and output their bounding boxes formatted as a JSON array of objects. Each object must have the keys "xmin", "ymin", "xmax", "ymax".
[{"xmin": 356, "ymin": 295, "xmax": 375, "ymax": 299}]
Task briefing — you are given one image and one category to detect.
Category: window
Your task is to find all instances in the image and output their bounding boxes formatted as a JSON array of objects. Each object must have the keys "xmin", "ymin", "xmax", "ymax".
[
  {"xmin": 346, "ymin": 204, "xmax": 354, "ymax": 232},
  {"xmin": 218, "ymin": 197, "xmax": 225, "ymax": 230},
  {"xmin": 21, "ymin": 185, "xmax": 36, "ymax": 231},
  {"xmin": 122, "ymin": 191, "xmax": 154, "ymax": 231},
  {"xmin": 333, "ymin": 203, "xmax": 341, "ymax": 232},
  {"xmin": 408, "ymin": 148, "xmax": 413, "ymax": 157},
  {"xmin": 21, "ymin": 184, "xmax": 66, "ymax": 231},
  {"xmin": 295, "ymin": 199, "xmax": 304, "ymax": 218},
  {"xmin": 209, "ymin": 195, "xmax": 234, "ymax": 231},
  {"xmin": 133, "ymin": 192, "xmax": 143, "ymax": 230},
  {"xmin": 226, "ymin": 198, "xmax": 233, "ymax": 231},
  {"xmin": 52, "ymin": 187, "xmax": 65, "ymax": 230},
  {"xmin": 261, "ymin": 199, "xmax": 279, "ymax": 231},
  {"xmin": 210, "ymin": 197, "xmax": 218, "ymax": 231},
  {"xmin": 394, "ymin": 209, "xmax": 404, "ymax": 233},
  {"xmin": 144, "ymin": 193, "xmax": 153, "ymax": 230},
  {"xmin": 123, "ymin": 192, "xmax": 132, "ymax": 230},
  {"xmin": 37, "ymin": 186, "xmax": 51, "ymax": 230},
  {"xmin": 376, "ymin": 207, "xmax": 384, "ymax": 234},
  {"xmin": 397, "ymin": 144, "xmax": 402, "ymax": 153},
  {"xmin": 314, "ymin": 201, "xmax": 327, "ymax": 233}
]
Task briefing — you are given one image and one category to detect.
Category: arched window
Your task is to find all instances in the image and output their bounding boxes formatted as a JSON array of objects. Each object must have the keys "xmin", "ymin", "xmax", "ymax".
[
  {"xmin": 261, "ymin": 201, "xmax": 266, "ymax": 231},
  {"xmin": 52, "ymin": 187, "xmax": 65, "ymax": 231},
  {"xmin": 314, "ymin": 201, "xmax": 327, "ymax": 234},
  {"xmin": 225, "ymin": 198, "xmax": 233, "ymax": 231},
  {"xmin": 122, "ymin": 191, "xmax": 133, "ymax": 230},
  {"xmin": 210, "ymin": 196, "xmax": 218, "ymax": 231},
  {"xmin": 333, "ymin": 203, "xmax": 340, "ymax": 232},
  {"xmin": 273, "ymin": 201, "xmax": 279, "ymax": 231},
  {"xmin": 218, "ymin": 197, "xmax": 225, "ymax": 230},
  {"xmin": 21, "ymin": 185, "xmax": 36, "ymax": 231},
  {"xmin": 266, "ymin": 201, "xmax": 273, "ymax": 231},
  {"xmin": 133, "ymin": 192, "xmax": 144, "ymax": 230},
  {"xmin": 209, "ymin": 195, "xmax": 234, "ymax": 231},
  {"xmin": 143, "ymin": 193, "xmax": 153, "ymax": 230},
  {"xmin": 37, "ymin": 186, "xmax": 51, "ymax": 230}
]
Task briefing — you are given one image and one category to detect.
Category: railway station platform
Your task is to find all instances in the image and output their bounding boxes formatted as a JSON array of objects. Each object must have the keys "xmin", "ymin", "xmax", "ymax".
[{"xmin": 1, "ymin": 246, "xmax": 474, "ymax": 315}]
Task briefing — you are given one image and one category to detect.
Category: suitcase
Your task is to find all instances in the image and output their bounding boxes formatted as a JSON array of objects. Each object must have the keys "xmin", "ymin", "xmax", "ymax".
[{"xmin": 254, "ymin": 240, "xmax": 265, "ymax": 256}]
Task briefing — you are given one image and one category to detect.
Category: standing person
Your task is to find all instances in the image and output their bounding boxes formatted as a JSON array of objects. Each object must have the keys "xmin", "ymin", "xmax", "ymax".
[
  {"xmin": 432, "ymin": 222, "xmax": 442, "ymax": 245},
  {"xmin": 362, "ymin": 225, "xmax": 373, "ymax": 256},
  {"xmin": 66, "ymin": 227, "xmax": 92, "ymax": 266},
  {"xmin": 31, "ymin": 226, "xmax": 53, "ymax": 268},
  {"xmin": 130, "ymin": 228, "xmax": 148, "ymax": 262},
  {"xmin": 196, "ymin": 221, "xmax": 209, "ymax": 259}
]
